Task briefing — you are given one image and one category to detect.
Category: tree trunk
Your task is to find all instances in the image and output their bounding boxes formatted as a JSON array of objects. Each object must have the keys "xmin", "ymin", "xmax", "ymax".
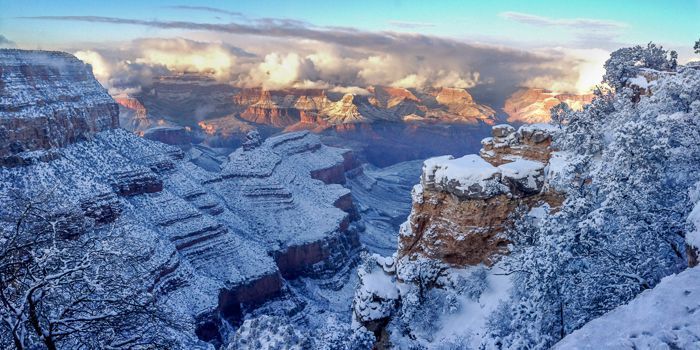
[{"xmin": 27, "ymin": 294, "xmax": 57, "ymax": 350}]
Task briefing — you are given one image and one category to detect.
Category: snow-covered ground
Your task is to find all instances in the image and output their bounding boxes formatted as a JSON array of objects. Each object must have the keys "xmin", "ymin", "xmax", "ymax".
[
  {"xmin": 429, "ymin": 264, "xmax": 513, "ymax": 349},
  {"xmin": 424, "ymin": 154, "xmax": 500, "ymax": 189},
  {"xmin": 555, "ymin": 267, "xmax": 700, "ymax": 349}
]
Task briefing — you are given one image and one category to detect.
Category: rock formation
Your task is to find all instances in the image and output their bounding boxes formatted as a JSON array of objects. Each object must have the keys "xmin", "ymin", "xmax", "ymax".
[
  {"xmin": 480, "ymin": 123, "xmax": 556, "ymax": 165},
  {"xmin": 0, "ymin": 50, "xmax": 119, "ymax": 165},
  {"xmin": 428, "ymin": 87, "xmax": 497, "ymax": 124},
  {"xmin": 0, "ymin": 49, "xmax": 362, "ymax": 346},
  {"xmin": 398, "ymin": 123, "xmax": 563, "ymax": 266},
  {"xmin": 504, "ymin": 88, "xmax": 593, "ymax": 124},
  {"xmin": 367, "ymin": 86, "xmax": 420, "ymax": 109},
  {"xmin": 125, "ymin": 74, "xmax": 500, "ymax": 166},
  {"xmin": 114, "ymin": 94, "xmax": 153, "ymax": 135}
]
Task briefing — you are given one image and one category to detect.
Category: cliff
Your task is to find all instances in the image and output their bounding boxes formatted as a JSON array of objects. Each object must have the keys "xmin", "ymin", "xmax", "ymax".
[
  {"xmin": 0, "ymin": 50, "xmax": 362, "ymax": 347},
  {"xmin": 0, "ymin": 49, "xmax": 119, "ymax": 165},
  {"xmin": 351, "ymin": 122, "xmax": 563, "ymax": 348},
  {"xmin": 114, "ymin": 94, "xmax": 153, "ymax": 135},
  {"xmin": 504, "ymin": 88, "xmax": 593, "ymax": 124},
  {"xmin": 397, "ymin": 123, "xmax": 562, "ymax": 266}
]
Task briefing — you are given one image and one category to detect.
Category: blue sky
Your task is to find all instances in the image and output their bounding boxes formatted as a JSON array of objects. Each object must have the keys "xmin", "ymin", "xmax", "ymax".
[
  {"xmin": 1, "ymin": 1, "xmax": 697, "ymax": 94},
  {"xmin": 2, "ymin": 0, "xmax": 698, "ymax": 50}
]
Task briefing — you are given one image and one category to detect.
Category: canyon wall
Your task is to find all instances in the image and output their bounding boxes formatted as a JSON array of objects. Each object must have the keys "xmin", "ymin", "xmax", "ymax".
[
  {"xmin": 0, "ymin": 49, "xmax": 362, "ymax": 347},
  {"xmin": 504, "ymin": 88, "xmax": 594, "ymax": 124},
  {"xmin": 0, "ymin": 50, "xmax": 119, "ymax": 165}
]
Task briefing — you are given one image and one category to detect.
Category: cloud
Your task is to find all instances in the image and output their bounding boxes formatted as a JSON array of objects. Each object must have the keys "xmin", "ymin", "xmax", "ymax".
[
  {"xmin": 23, "ymin": 15, "xmax": 595, "ymax": 93},
  {"xmin": 0, "ymin": 34, "xmax": 16, "ymax": 48},
  {"xmin": 330, "ymin": 86, "xmax": 371, "ymax": 95},
  {"xmin": 521, "ymin": 47, "xmax": 609, "ymax": 94},
  {"xmin": 132, "ymin": 38, "xmax": 240, "ymax": 78},
  {"xmin": 500, "ymin": 11, "xmax": 627, "ymax": 31},
  {"xmin": 387, "ymin": 20, "xmax": 437, "ymax": 29},
  {"xmin": 72, "ymin": 38, "xmax": 248, "ymax": 94},
  {"xmin": 75, "ymin": 50, "xmax": 110, "ymax": 82},
  {"xmin": 163, "ymin": 5, "xmax": 243, "ymax": 17},
  {"xmin": 243, "ymin": 52, "xmax": 322, "ymax": 90}
]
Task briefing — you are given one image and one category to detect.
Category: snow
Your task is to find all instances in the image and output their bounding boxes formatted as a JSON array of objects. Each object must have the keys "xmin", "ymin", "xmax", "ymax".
[
  {"xmin": 627, "ymin": 75, "xmax": 650, "ymax": 89},
  {"xmin": 432, "ymin": 265, "xmax": 513, "ymax": 349},
  {"xmin": 545, "ymin": 151, "xmax": 578, "ymax": 191},
  {"xmin": 528, "ymin": 203, "xmax": 551, "ymax": 221},
  {"xmin": 554, "ymin": 267, "xmax": 700, "ymax": 350},
  {"xmin": 519, "ymin": 122, "xmax": 558, "ymax": 134},
  {"xmin": 424, "ymin": 154, "xmax": 500, "ymax": 190},
  {"xmin": 687, "ymin": 201, "xmax": 700, "ymax": 248},
  {"xmin": 498, "ymin": 158, "xmax": 544, "ymax": 180},
  {"xmin": 493, "ymin": 124, "xmax": 515, "ymax": 135},
  {"xmin": 361, "ymin": 269, "xmax": 399, "ymax": 300}
]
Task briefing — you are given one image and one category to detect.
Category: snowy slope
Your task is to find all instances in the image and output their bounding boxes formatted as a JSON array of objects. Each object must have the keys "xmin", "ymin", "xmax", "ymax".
[{"xmin": 555, "ymin": 267, "xmax": 700, "ymax": 350}]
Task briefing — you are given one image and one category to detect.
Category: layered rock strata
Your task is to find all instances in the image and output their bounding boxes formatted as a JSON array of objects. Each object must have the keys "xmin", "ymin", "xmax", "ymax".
[
  {"xmin": 0, "ymin": 50, "xmax": 362, "ymax": 346},
  {"xmin": 0, "ymin": 50, "xmax": 119, "ymax": 164},
  {"xmin": 398, "ymin": 123, "xmax": 563, "ymax": 266}
]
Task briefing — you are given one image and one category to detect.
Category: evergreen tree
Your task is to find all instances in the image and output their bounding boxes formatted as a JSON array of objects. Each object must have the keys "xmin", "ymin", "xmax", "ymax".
[{"xmin": 484, "ymin": 43, "xmax": 700, "ymax": 349}]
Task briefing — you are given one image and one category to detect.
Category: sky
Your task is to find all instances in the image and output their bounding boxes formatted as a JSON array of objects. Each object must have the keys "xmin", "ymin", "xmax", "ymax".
[{"xmin": 1, "ymin": 0, "xmax": 698, "ymax": 95}]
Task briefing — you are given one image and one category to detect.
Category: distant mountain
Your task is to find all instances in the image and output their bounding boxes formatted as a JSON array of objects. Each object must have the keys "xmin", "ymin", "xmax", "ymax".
[
  {"xmin": 116, "ymin": 75, "xmax": 506, "ymax": 166},
  {"xmin": 504, "ymin": 88, "xmax": 594, "ymax": 124}
]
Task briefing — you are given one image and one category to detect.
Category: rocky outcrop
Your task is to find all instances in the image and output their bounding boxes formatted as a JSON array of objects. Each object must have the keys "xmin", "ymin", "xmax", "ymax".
[
  {"xmin": 114, "ymin": 94, "xmax": 147, "ymax": 115},
  {"xmin": 504, "ymin": 88, "xmax": 593, "ymax": 124},
  {"xmin": 480, "ymin": 123, "xmax": 556, "ymax": 165},
  {"xmin": 0, "ymin": 49, "xmax": 119, "ymax": 164},
  {"xmin": 320, "ymin": 93, "xmax": 371, "ymax": 125},
  {"xmin": 429, "ymin": 87, "xmax": 497, "ymax": 124},
  {"xmin": 368, "ymin": 86, "xmax": 420, "ymax": 109},
  {"xmin": 398, "ymin": 123, "xmax": 563, "ymax": 266},
  {"xmin": 240, "ymin": 90, "xmax": 303, "ymax": 127},
  {"xmin": 114, "ymin": 94, "xmax": 153, "ymax": 135}
]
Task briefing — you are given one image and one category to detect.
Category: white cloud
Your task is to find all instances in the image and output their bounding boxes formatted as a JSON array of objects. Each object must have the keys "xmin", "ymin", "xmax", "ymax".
[
  {"xmin": 132, "ymin": 38, "xmax": 238, "ymax": 79},
  {"xmin": 74, "ymin": 50, "xmax": 111, "ymax": 85},
  {"xmin": 500, "ymin": 11, "xmax": 627, "ymax": 31},
  {"xmin": 387, "ymin": 20, "xmax": 437, "ymax": 29}
]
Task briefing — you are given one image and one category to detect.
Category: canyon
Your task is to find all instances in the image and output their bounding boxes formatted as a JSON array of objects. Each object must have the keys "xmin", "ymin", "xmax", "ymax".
[
  {"xmin": 4, "ymin": 45, "xmax": 695, "ymax": 350},
  {"xmin": 116, "ymin": 72, "xmax": 591, "ymax": 167},
  {"xmin": 0, "ymin": 50, "xmax": 370, "ymax": 348}
]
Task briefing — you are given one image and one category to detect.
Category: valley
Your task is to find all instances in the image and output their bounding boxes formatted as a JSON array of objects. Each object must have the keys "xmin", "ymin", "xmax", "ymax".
[{"xmin": 1, "ymin": 12, "xmax": 699, "ymax": 348}]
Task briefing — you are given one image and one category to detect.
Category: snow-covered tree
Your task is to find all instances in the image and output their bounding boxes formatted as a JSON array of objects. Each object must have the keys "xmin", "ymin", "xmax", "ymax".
[
  {"xmin": 484, "ymin": 44, "xmax": 700, "ymax": 349},
  {"xmin": 0, "ymin": 191, "xmax": 184, "ymax": 349},
  {"xmin": 550, "ymin": 102, "xmax": 572, "ymax": 129},
  {"xmin": 603, "ymin": 42, "xmax": 675, "ymax": 90}
]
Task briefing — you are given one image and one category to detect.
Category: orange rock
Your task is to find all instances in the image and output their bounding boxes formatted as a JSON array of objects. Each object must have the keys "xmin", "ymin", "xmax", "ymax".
[{"xmin": 398, "ymin": 123, "xmax": 564, "ymax": 267}]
